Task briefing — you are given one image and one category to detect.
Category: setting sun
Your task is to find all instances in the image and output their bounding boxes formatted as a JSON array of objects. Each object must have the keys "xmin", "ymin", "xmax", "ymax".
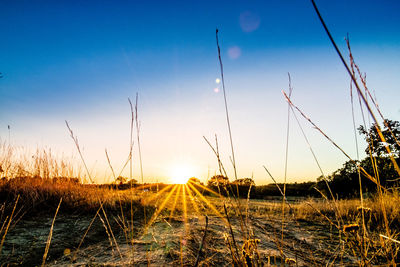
[
  {"xmin": 2, "ymin": 0, "xmax": 399, "ymax": 265},
  {"xmin": 169, "ymin": 164, "xmax": 195, "ymax": 184}
]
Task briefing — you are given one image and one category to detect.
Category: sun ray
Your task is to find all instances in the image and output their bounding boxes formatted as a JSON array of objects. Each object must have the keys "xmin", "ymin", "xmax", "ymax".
[
  {"xmin": 144, "ymin": 184, "xmax": 174, "ymax": 204},
  {"xmin": 187, "ymin": 181, "xmax": 225, "ymax": 198},
  {"xmin": 169, "ymin": 184, "xmax": 181, "ymax": 220},
  {"xmin": 182, "ymin": 184, "xmax": 188, "ymax": 232},
  {"xmin": 187, "ymin": 182, "xmax": 227, "ymax": 223},
  {"xmin": 190, "ymin": 181, "xmax": 245, "ymax": 227},
  {"xmin": 145, "ymin": 185, "xmax": 178, "ymax": 231},
  {"xmin": 185, "ymin": 184, "xmax": 202, "ymax": 215}
]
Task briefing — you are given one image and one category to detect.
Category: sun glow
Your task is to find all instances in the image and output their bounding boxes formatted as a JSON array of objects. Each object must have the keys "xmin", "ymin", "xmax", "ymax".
[
  {"xmin": 169, "ymin": 164, "xmax": 195, "ymax": 184},
  {"xmin": 142, "ymin": 173, "xmax": 227, "ymax": 234}
]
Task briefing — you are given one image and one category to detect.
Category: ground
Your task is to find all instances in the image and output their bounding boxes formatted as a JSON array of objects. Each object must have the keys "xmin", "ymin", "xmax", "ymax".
[{"xmin": 0, "ymin": 195, "xmax": 361, "ymax": 266}]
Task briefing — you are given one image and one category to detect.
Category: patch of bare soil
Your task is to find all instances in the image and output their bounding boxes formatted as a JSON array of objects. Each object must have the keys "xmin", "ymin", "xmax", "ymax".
[
  {"xmin": 0, "ymin": 212, "xmax": 120, "ymax": 266},
  {"xmin": 1, "ymin": 212, "xmax": 357, "ymax": 266}
]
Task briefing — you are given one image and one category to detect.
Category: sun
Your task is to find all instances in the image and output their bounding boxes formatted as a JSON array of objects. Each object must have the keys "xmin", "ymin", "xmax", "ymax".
[{"xmin": 169, "ymin": 164, "xmax": 195, "ymax": 184}]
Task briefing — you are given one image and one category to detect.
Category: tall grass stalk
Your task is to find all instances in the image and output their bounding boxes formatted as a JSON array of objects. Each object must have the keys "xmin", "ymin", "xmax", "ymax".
[
  {"xmin": 215, "ymin": 29, "xmax": 249, "ymax": 251},
  {"xmin": 134, "ymin": 93, "xmax": 148, "ymax": 264},
  {"xmin": 135, "ymin": 93, "xmax": 144, "ymax": 186},
  {"xmin": 347, "ymin": 37, "xmax": 367, "ymax": 262},
  {"xmin": 105, "ymin": 149, "xmax": 130, "ymax": 247},
  {"xmin": 215, "ymin": 29, "xmax": 237, "ymax": 181},
  {"xmin": 263, "ymin": 165, "xmax": 293, "ymax": 212},
  {"xmin": 311, "ymin": 0, "xmax": 397, "ymax": 263},
  {"xmin": 284, "ymin": 84, "xmax": 347, "ymax": 231},
  {"xmin": 281, "ymin": 73, "xmax": 292, "ymax": 242},
  {"xmin": 283, "ymin": 92, "xmax": 381, "ymax": 189},
  {"xmin": 0, "ymin": 195, "xmax": 19, "ymax": 255},
  {"xmin": 310, "ymin": 0, "xmax": 400, "ymax": 178},
  {"xmin": 41, "ymin": 197, "xmax": 62, "ymax": 267},
  {"xmin": 65, "ymin": 121, "xmax": 123, "ymax": 259}
]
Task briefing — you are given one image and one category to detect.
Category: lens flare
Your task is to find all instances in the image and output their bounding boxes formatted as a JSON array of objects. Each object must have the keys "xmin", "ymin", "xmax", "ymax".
[
  {"xmin": 239, "ymin": 11, "xmax": 260, "ymax": 33},
  {"xmin": 228, "ymin": 46, "xmax": 241, "ymax": 59}
]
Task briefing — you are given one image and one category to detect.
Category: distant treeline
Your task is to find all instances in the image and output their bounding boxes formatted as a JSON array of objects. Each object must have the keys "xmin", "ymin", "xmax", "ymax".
[
  {"xmin": 97, "ymin": 178, "xmax": 320, "ymax": 199},
  {"xmin": 205, "ymin": 181, "xmax": 320, "ymax": 199},
  {"xmin": 315, "ymin": 119, "xmax": 400, "ymax": 199}
]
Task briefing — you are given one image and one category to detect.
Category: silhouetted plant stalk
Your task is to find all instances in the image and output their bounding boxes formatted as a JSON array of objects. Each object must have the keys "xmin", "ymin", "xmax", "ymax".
[
  {"xmin": 203, "ymin": 135, "xmax": 250, "ymax": 242},
  {"xmin": 134, "ymin": 93, "xmax": 148, "ymax": 263},
  {"xmin": 283, "ymin": 84, "xmax": 345, "ymax": 228},
  {"xmin": 311, "ymin": 0, "xmax": 396, "ymax": 263},
  {"xmin": 65, "ymin": 121, "xmax": 94, "ymax": 184},
  {"xmin": 214, "ymin": 29, "xmax": 249, "ymax": 250},
  {"xmin": 74, "ymin": 201, "xmax": 105, "ymax": 259},
  {"xmin": 347, "ymin": 36, "xmax": 367, "ymax": 261},
  {"xmin": 134, "ymin": 93, "xmax": 144, "ymax": 185},
  {"xmin": 127, "ymin": 97, "xmax": 137, "ymax": 263},
  {"xmin": 310, "ymin": 0, "xmax": 400, "ymax": 177},
  {"xmin": 215, "ymin": 29, "xmax": 237, "ymax": 181},
  {"xmin": 203, "ymin": 136, "xmax": 228, "ymax": 180},
  {"xmin": 347, "ymin": 38, "xmax": 400, "ymax": 150},
  {"xmin": 281, "ymin": 73, "xmax": 293, "ymax": 242},
  {"xmin": 203, "ymin": 135, "xmax": 242, "ymax": 214},
  {"xmin": 65, "ymin": 121, "xmax": 123, "ymax": 259},
  {"xmin": 105, "ymin": 149, "xmax": 130, "ymax": 247},
  {"xmin": 262, "ymin": 166, "xmax": 293, "ymax": 212},
  {"xmin": 283, "ymin": 91, "xmax": 383, "ymax": 190}
]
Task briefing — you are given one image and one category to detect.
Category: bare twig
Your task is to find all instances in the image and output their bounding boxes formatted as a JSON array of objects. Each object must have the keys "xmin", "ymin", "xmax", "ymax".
[{"xmin": 194, "ymin": 216, "xmax": 209, "ymax": 267}]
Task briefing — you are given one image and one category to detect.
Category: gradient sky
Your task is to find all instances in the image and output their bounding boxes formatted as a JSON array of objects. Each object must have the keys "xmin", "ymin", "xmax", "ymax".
[{"xmin": 1, "ymin": 0, "xmax": 400, "ymax": 184}]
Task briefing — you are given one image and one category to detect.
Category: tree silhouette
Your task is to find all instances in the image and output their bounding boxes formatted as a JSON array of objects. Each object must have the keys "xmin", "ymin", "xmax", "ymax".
[
  {"xmin": 231, "ymin": 178, "xmax": 255, "ymax": 186},
  {"xmin": 318, "ymin": 119, "xmax": 400, "ymax": 198},
  {"xmin": 116, "ymin": 176, "xmax": 127, "ymax": 185},
  {"xmin": 127, "ymin": 178, "xmax": 138, "ymax": 185},
  {"xmin": 207, "ymin": 175, "xmax": 229, "ymax": 187},
  {"xmin": 358, "ymin": 119, "xmax": 400, "ymax": 157}
]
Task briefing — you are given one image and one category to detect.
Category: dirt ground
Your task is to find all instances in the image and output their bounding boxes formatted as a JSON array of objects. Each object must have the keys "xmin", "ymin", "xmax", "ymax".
[{"xmin": 0, "ymin": 208, "xmax": 358, "ymax": 266}]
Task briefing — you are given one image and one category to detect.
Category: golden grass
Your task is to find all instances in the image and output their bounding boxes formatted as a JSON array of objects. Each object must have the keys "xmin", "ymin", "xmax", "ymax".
[
  {"xmin": 0, "ymin": 176, "xmax": 145, "ymax": 214},
  {"xmin": 1, "ymin": 5, "xmax": 399, "ymax": 265},
  {"xmin": 291, "ymin": 194, "xmax": 400, "ymax": 228}
]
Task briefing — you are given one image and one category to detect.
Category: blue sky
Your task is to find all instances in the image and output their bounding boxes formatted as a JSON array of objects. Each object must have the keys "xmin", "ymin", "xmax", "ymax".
[{"xmin": 1, "ymin": 0, "xmax": 400, "ymax": 184}]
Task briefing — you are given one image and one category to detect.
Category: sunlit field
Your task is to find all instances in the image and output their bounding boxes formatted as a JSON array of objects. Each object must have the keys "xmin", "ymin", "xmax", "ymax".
[
  {"xmin": 2, "ymin": 1, "xmax": 400, "ymax": 266},
  {"xmin": 1, "ymin": 149, "xmax": 400, "ymax": 265}
]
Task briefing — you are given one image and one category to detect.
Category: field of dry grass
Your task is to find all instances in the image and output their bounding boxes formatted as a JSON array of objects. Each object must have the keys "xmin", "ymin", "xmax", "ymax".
[
  {"xmin": 1, "ymin": 2, "xmax": 400, "ymax": 266},
  {"xmin": 0, "ymin": 174, "xmax": 399, "ymax": 266}
]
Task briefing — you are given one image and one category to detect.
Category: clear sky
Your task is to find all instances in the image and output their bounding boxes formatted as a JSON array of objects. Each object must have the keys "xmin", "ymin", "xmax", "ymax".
[{"xmin": 1, "ymin": 0, "xmax": 400, "ymax": 184}]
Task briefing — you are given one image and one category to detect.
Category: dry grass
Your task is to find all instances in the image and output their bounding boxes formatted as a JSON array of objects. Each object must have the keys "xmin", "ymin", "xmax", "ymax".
[
  {"xmin": 0, "ymin": 143, "xmax": 146, "ymax": 214},
  {"xmin": 262, "ymin": 194, "xmax": 400, "ymax": 231},
  {"xmin": 0, "ymin": 142, "xmax": 79, "ymax": 180},
  {"xmin": 1, "ymin": 2, "xmax": 399, "ymax": 266},
  {"xmin": 0, "ymin": 176, "xmax": 144, "ymax": 214},
  {"xmin": 1, "ymin": 165, "xmax": 400, "ymax": 265}
]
